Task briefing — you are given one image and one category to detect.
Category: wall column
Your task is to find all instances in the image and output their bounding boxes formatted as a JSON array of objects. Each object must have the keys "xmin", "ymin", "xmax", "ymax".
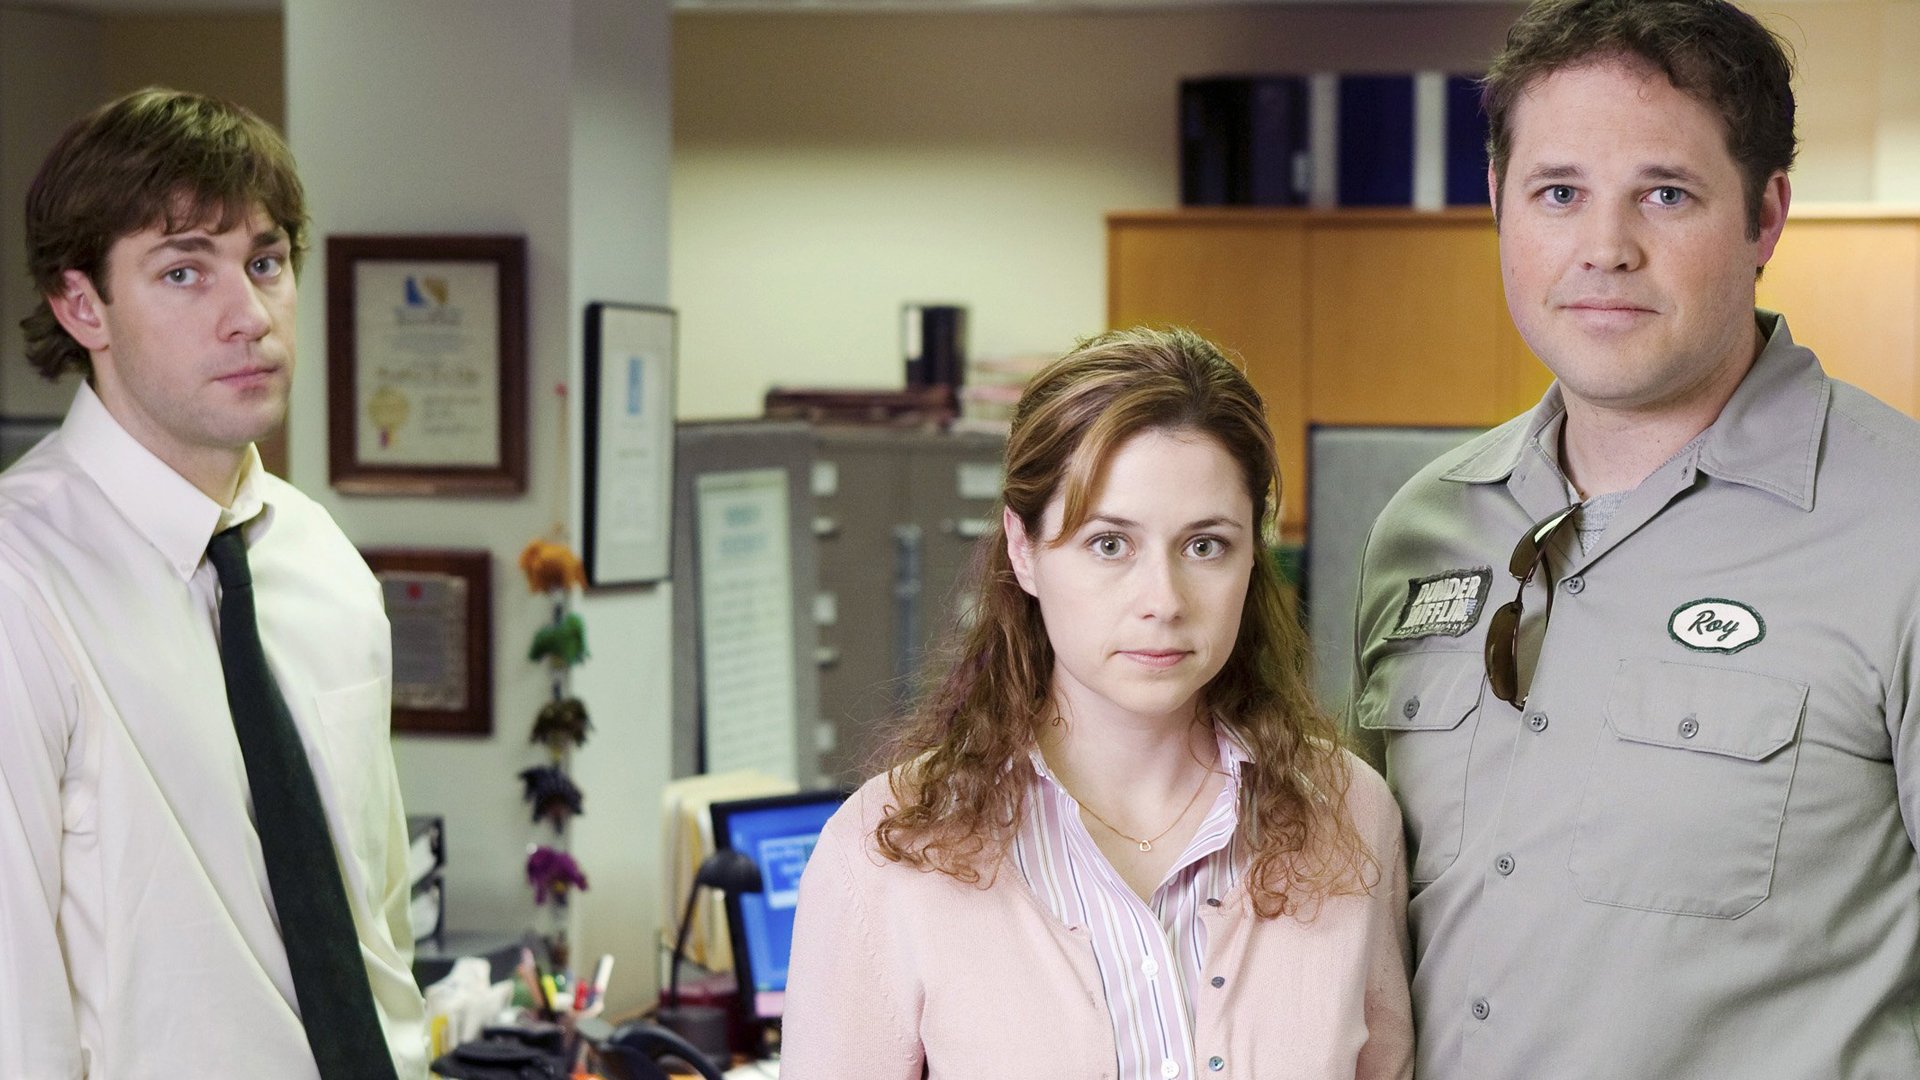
[{"xmin": 285, "ymin": 0, "xmax": 672, "ymax": 1013}]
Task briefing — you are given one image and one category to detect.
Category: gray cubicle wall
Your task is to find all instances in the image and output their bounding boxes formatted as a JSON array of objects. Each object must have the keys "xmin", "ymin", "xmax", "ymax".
[
  {"xmin": 671, "ymin": 420, "xmax": 821, "ymax": 785},
  {"xmin": 1305, "ymin": 425, "xmax": 1483, "ymax": 716}
]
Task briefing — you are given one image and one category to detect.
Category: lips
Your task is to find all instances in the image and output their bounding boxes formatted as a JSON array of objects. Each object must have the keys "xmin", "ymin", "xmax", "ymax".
[
  {"xmin": 216, "ymin": 363, "xmax": 283, "ymax": 384},
  {"xmin": 1562, "ymin": 298, "xmax": 1656, "ymax": 313},
  {"xmin": 1119, "ymin": 650, "xmax": 1190, "ymax": 670}
]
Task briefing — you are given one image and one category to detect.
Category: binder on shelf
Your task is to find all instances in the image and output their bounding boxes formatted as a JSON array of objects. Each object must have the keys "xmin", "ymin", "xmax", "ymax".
[
  {"xmin": 1179, "ymin": 76, "xmax": 1310, "ymax": 207},
  {"xmin": 1320, "ymin": 72, "xmax": 1490, "ymax": 209},
  {"xmin": 1337, "ymin": 74, "xmax": 1416, "ymax": 207},
  {"xmin": 1445, "ymin": 74, "xmax": 1491, "ymax": 207}
]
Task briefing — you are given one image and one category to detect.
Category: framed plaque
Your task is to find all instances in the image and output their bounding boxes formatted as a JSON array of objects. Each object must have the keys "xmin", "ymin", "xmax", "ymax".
[
  {"xmin": 582, "ymin": 302, "xmax": 677, "ymax": 586},
  {"xmin": 363, "ymin": 548, "xmax": 493, "ymax": 735},
  {"xmin": 327, "ymin": 235, "xmax": 528, "ymax": 495}
]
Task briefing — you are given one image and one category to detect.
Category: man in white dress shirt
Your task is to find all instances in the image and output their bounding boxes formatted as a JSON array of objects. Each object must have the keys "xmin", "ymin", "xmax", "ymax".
[{"xmin": 0, "ymin": 89, "xmax": 426, "ymax": 1077}]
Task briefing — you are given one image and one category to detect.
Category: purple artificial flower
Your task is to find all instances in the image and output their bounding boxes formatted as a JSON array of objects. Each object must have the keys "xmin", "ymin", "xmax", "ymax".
[{"xmin": 526, "ymin": 845, "xmax": 589, "ymax": 905}]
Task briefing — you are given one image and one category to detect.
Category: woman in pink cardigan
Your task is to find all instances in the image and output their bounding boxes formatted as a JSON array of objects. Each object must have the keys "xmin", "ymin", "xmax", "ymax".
[{"xmin": 784, "ymin": 328, "xmax": 1412, "ymax": 1080}]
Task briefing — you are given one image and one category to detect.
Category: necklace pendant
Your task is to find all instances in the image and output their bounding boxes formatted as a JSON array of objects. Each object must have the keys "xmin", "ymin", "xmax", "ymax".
[{"xmin": 1138, "ymin": 840, "xmax": 1152, "ymax": 852}]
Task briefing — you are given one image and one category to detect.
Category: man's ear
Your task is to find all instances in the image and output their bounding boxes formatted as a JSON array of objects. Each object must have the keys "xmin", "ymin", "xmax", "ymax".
[
  {"xmin": 1005, "ymin": 505, "xmax": 1039, "ymax": 597},
  {"xmin": 46, "ymin": 270, "xmax": 109, "ymax": 353}
]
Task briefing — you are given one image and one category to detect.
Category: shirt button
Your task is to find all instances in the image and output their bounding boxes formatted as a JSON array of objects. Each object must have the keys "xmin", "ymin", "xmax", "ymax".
[
  {"xmin": 1402, "ymin": 696, "xmax": 1420, "ymax": 719},
  {"xmin": 1208, "ymin": 1057, "xmax": 1225, "ymax": 1072},
  {"xmin": 1564, "ymin": 575, "xmax": 1585, "ymax": 594},
  {"xmin": 1205, "ymin": 897, "xmax": 1221, "ymax": 907},
  {"xmin": 1211, "ymin": 975, "xmax": 1225, "ymax": 988},
  {"xmin": 1526, "ymin": 712, "xmax": 1549, "ymax": 733},
  {"xmin": 1679, "ymin": 716, "xmax": 1700, "ymax": 739},
  {"xmin": 1472, "ymin": 998, "xmax": 1491, "ymax": 1021},
  {"xmin": 1161, "ymin": 1059, "xmax": 1181, "ymax": 1078},
  {"xmin": 1495, "ymin": 854, "xmax": 1515, "ymax": 876},
  {"xmin": 1141, "ymin": 957, "xmax": 1159, "ymax": 978}
]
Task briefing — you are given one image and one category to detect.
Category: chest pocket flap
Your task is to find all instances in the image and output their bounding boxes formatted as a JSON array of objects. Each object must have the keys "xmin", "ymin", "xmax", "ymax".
[
  {"xmin": 1574, "ymin": 658, "xmax": 1808, "ymax": 917},
  {"xmin": 1605, "ymin": 658, "xmax": 1805, "ymax": 761},
  {"xmin": 1357, "ymin": 649, "xmax": 1483, "ymax": 883},
  {"xmin": 1358, "ymin": 649, "xmax": 1482, "ymax": 733}
]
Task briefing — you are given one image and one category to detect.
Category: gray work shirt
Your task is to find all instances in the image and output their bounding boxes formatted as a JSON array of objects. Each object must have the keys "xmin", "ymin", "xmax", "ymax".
[{"xmin": 1351, "ymin": 313, "xmax": 1920, "ymax": 1079}]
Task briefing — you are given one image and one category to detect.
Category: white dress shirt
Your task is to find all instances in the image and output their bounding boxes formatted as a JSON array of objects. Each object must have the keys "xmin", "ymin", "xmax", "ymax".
[{"xmin": 0, "ymin": 384, "xmax": 427, "ymax": 1079}]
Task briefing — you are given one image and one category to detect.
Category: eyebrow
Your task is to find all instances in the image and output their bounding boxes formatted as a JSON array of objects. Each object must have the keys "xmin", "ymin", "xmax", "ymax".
[
  {"xmin": 1085, "ymin": 513, "xmax": 1247, "ymax": 532},
  {"xmin": 1519, "ymin": 163, "xmax": 1710, "ymax": 187},
  {"xmin": 138, "ymin": 228, "xmax": 288, "ymax": 262}
]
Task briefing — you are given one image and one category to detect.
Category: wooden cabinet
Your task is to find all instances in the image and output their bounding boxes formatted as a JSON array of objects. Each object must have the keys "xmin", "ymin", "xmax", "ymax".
[{"xmin": 1109, "ymin": 207, "xmax": 1920, "ymax": 537}]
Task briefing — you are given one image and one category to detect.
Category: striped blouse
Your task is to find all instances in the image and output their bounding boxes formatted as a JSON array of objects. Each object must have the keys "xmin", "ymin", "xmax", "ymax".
[{"xmin": 1012, "ymin": 730, "xmax": 1250, "ymax": 1080}]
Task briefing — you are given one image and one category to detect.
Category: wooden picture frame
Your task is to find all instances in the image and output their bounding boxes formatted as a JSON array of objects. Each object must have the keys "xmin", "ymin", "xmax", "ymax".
[
  {"xmin": 582, "ymin": 302, "xmax": 677, "ymax": 586},
  {"xmin": 327, "ymin": 235, "xmax": 528, "ymax": 495},
  {"xmin": 363, "ymin": 548, "xmax": 493, "ymax": 736}
]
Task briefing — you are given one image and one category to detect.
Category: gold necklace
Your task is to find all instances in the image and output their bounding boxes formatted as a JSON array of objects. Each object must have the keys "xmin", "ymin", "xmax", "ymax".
[{"xmin": 1071, "ymin": 767, "xmax": 1213, "ymax": 853}]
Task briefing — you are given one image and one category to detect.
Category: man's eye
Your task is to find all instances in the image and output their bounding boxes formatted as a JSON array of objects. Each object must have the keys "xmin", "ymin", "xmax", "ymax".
[
  {"xmin": 251, "ymin": 255, "xmax": 284, "ymax": 277},
  {"xmin": 1652, "ymin": 187, "xmax": 1687, "ymax": 207},
  {"xmin": 1545, "ymin": 185, "xmax": 1576, "ymax": 206},
  {"xmin": 163, "ymin": 267, "xmax": 201, "ymax": 285}
]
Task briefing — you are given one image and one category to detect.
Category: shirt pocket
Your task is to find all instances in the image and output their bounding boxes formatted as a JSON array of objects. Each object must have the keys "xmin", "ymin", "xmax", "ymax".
[
  {"xmin": 1357, "ymin": 649, "xmax": 1483, "ymax": 884},
  {"xmin": 1569, "ymin": 658, "xmax": 1806, "ymax": 918},
  {"xmin": 311, "ymin": 676, "xmax": 396, "ymax": 893}
]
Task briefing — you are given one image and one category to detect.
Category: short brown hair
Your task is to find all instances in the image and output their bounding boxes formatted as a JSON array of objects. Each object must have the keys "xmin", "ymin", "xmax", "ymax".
[
  {"xmin": 1483, "ymin": 0, "xmax": 1796, "ymax": 238},
  {"xmin": 875, "ymin": 327, "xmax": 1375, "ymax": 920},
  {"xmin": 21, "ymin": 87, "xmax": 308, "ymax": 380}
]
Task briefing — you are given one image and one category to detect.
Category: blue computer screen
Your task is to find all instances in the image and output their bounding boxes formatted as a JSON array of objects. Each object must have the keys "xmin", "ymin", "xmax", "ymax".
[{"xmin": 715, "ymin": 795, "xmax": 843, "ymax": 1003}]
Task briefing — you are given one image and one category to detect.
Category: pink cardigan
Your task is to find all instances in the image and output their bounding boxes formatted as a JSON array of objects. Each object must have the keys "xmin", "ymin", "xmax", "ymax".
[{"xmin": 782, "ymin": 751, "xmax": 1413, "ymax": 1079}]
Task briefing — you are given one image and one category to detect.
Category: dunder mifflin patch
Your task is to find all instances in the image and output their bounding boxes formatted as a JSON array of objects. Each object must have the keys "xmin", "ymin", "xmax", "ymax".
[{"xmin": 1387, "ymin": 568, "xmax": 1494, "ymax": 640}]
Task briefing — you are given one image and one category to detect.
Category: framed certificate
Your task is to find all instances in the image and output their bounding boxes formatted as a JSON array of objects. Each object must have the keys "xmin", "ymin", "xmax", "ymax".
[
  {"xmin": 582, "ymin": 302, "xmax": 677, "ymax": 586},
  {"xmin": 326, "ymin": 235, "xmax": 528, "ymax": 495},
  {"xmin": 362, "ymin": 548, "xmax": 493, "ymax": 736}
]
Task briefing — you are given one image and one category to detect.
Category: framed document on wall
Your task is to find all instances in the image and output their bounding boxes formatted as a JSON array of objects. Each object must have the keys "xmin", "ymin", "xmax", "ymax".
[
  {"xmin": 326, "ymin": 235, "xmax": 528, "ymax": 495},
  {"xmin": 582, "ymin": 302, "xmax": 676, "ymax": 586},
  {"xmin": 362, "ymin": 548, "xmax": 493, "ymax": 736}
]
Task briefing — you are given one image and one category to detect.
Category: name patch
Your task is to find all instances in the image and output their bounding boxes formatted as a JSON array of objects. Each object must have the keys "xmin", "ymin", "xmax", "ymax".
[
  {"xmin": 1388, "ymin": 568, "xmax": 1493, "ymax": 640},
  {"xmin": 1668, "ymin": 598, "xmax": 1765, "ymax": 653}
]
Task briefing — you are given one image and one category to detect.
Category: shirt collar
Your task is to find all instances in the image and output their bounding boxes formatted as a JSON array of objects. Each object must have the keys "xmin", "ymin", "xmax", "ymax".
[
  {"xmin": 1442, "ymin": 310, "xmax": 1827, "ymax": 511},
  {"xmin": 62, "ymin": 382, "xmax": 276, "ymax": 581}
]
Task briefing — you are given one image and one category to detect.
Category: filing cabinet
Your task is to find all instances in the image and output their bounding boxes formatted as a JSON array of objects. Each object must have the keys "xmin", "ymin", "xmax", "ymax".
[{"xmin": 810, "ymin": 428, "xmax": 1005, "ymax": 784}]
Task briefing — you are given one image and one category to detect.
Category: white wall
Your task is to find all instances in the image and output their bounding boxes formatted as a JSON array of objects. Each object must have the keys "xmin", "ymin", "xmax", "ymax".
[
  {"xmin": 670, "ymin": 1, "xmax": 1920, "ymax": 420},
  {"xmin": 286, "ymin": 0, "xmax": 673, "ymax": 1014}
]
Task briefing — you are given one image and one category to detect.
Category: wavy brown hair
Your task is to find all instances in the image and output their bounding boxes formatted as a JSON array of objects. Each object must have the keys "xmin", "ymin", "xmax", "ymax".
[
  {"xmin": 22, "ymin": 87, "xmax": 308, "ymax": 380},
  {"xmin": 874, "ymin": 326, "xmax": 1373, "ymax": 919}
]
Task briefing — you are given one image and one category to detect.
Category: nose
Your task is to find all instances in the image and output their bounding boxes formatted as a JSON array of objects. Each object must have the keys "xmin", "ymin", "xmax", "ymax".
[
  {"xmin": 1133, "ymin": 550, "xmax": 1187, "ymax": 622},
  {"xmin": 219, "ymin": 276, "xmax": 273, "ymax": 342},
  {"xmin": 1578, "ymin": 199, "xmax": 1644, "ymax": 273}
]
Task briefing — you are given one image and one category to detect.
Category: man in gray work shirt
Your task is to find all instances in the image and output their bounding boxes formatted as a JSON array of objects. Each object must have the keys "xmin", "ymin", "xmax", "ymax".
[{"xmin": 1352, "ymin": 1, "xmax": 1920, "ymax": 1077}]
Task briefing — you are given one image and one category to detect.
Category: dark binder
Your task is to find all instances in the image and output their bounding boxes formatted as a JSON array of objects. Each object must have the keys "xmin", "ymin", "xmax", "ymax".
[{"xmin": 1180, "ymin": 76, "xmax": 1309, "ymax": 207}]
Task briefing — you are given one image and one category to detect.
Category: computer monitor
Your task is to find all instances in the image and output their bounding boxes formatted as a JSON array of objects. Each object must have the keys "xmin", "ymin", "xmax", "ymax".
[{"xmin": 709, "ymin": 789, "xmax": 848, "ymax": 1024}]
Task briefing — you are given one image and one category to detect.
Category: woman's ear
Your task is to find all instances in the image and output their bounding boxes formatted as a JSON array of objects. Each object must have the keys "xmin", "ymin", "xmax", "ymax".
[{"xmin": 1005, "ymin": 505, "xmax": 1039, "ymax": 597}]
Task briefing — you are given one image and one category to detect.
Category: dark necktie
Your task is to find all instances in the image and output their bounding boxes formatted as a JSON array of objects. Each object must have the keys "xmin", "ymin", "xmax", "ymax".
[{"xmin": 206, "ymin": 525, "xmax": 400, "ymax": 1080}]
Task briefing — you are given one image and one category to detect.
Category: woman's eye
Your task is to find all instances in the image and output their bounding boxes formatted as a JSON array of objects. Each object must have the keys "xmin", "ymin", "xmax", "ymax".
[
  {"xmin": 1092, "ymin": 534, "xmax": 1126, "ymax": 557},
  {"xmin": 1188, "ymin": 537, "xmax": 1225, "ymax": 558}
]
